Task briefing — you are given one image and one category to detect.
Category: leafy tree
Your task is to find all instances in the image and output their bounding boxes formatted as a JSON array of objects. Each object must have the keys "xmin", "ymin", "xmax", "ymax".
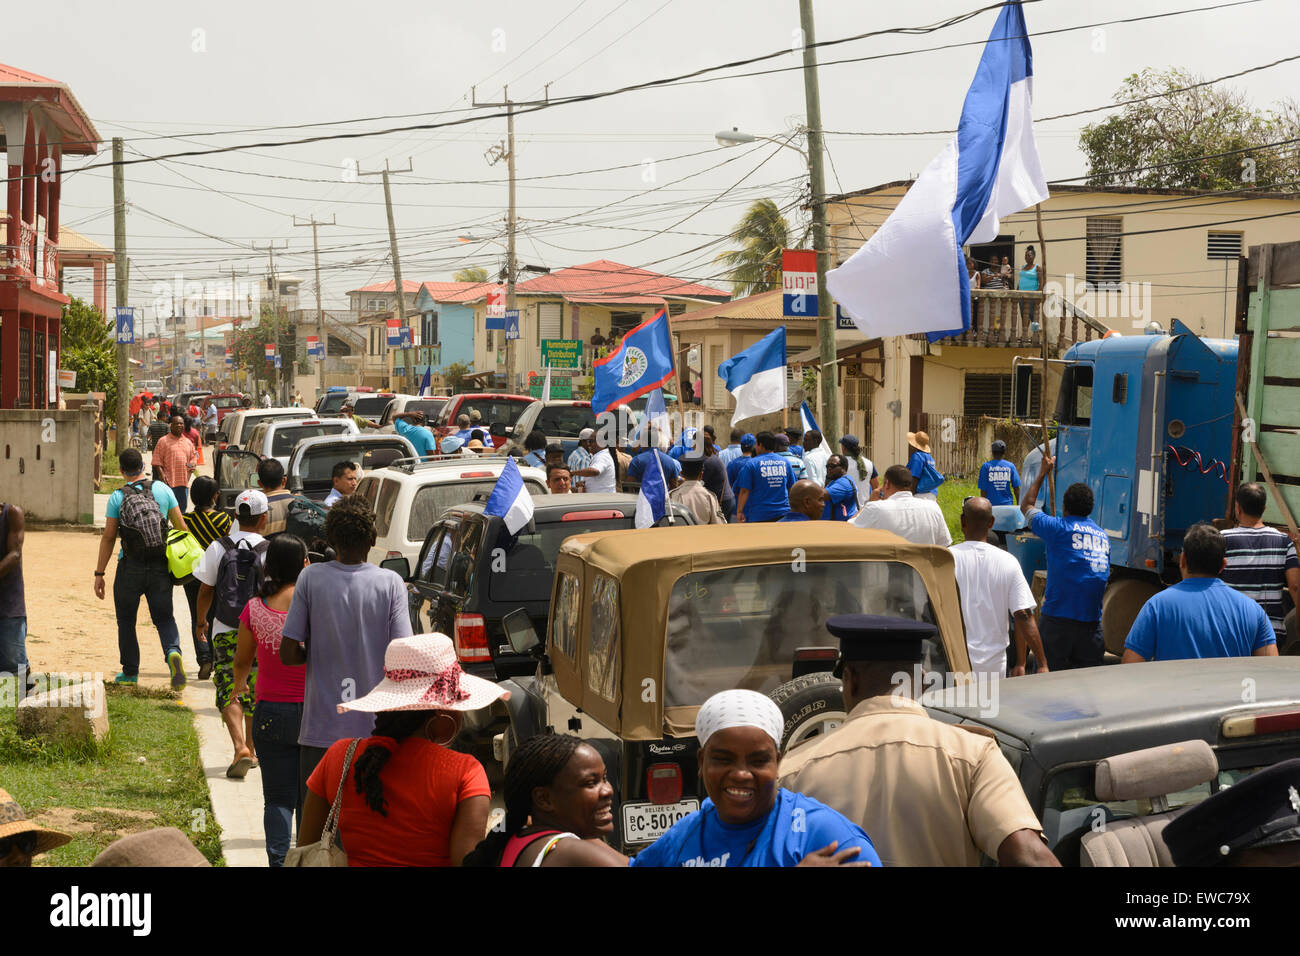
[
  {"xmin": 714, "ymin": 199, "xmax": 791, "ymax": 297},
  {"xmin": 453, "ymin": 266, "xmax": 489, "ymax": 283},
  {"xmin": 443, "ymin": 361, "xmax": 472, "ymax": 392},
  {"xmin": 1080, "ymin": 68, "xmax": 1298, "ymax": 191},
  {"xmin": 229, "ymin": 304, "xmax": 293, "ymax": 391},
  {"xmin": 60, "ymin": 297, "xmax": 119, "ymax": 410}
]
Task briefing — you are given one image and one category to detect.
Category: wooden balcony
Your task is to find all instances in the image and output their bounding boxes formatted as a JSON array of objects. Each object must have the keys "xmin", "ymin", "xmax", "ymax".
[{"xmin": 909, "ymin": 289, "xmax": 1109, "ymax": 352}]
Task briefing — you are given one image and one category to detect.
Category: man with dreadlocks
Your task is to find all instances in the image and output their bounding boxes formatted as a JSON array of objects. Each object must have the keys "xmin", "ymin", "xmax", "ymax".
[
  {"xmin": 464, "ymin": 734, "xmax": 629, "ymax": 867},
  {"xmin": 281, "ymin": 495, "xmax": 413, "ymax": 807}
]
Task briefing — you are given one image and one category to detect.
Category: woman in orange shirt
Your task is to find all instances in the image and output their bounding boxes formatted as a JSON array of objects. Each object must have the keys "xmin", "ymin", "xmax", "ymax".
[{"xmin": 298, "ymin": 633, "xmax": 506, "ymax": 866}]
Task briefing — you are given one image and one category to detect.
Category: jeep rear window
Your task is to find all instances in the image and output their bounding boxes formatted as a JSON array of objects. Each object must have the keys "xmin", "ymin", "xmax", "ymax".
[
  {"xmin": 486, "ymin": 517, "xmax": 634, "ymax": 603},
  {"xmin": 588, "ymin": 574, "xmax": 620, "ymax": 701},
  {"xmin": 407, "ymin": 479, "xmax": 546, "ymax": 543},
  {"xmin": 664, "ymin": 561, "xmax": 943, "ymax": 707}
]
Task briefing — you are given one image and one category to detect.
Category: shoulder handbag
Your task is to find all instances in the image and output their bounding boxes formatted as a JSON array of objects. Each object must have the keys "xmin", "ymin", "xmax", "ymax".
[
  {"xmin": 283, "ymin": 739, "xmax": 361, "ymax": 868},
  {"xmin": 166, "ymin": 528, "xmax": 205, "ymax": 585}
]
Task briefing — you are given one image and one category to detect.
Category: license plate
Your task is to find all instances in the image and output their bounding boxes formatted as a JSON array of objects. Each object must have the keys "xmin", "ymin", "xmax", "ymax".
[{"xmin": 622, "ymin": 800, "xmax": 699, "ymax": 843}]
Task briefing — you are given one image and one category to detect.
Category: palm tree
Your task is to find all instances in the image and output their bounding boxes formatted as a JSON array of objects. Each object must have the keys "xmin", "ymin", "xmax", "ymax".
[
  {"xmin": 714, "ymin": 199, "xmax": 791, "ymax": 298},
  {"xmin": 453, "ymin": 266, "xmax": 489, "ymax": 283}
]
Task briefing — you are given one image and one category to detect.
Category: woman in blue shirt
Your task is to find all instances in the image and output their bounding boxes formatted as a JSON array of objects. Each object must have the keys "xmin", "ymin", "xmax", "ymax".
[
  {"xmin": 906, "ymin": 431, "xmax": 944, "ymax": 501},
  {"xmin": 630, "ymin": 690, "xmax": 880, "ymax": 868},
  {"xmin": 1018, "ymin": 245, "xmax": 1043, "ymax": 329}
]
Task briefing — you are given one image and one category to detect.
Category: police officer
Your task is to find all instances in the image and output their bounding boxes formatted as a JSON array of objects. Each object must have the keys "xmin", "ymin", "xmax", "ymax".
[
  {"xmin": 777, "ymin": 614, "xmax": 1059, "ymax": 867},
  {"xmin": 1164, "ymin": 758, "xmax": 1300, "ymax": 866}
]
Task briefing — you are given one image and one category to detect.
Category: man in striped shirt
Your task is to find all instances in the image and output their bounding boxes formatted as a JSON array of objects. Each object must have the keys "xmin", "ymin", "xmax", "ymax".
[{"xmin": 1222, "ymin": 483, "xmax": 1300, "ymax": 642}]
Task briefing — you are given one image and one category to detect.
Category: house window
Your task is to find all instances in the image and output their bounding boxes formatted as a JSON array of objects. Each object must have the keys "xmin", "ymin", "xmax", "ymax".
[
  {"xmin": 668, "ymin": 303, "xmax": 686, "ymax": 317},
  {"xmin": 422, "ymin": 310, "xmax": 438, "ymax": 347},
  {"xmin": 1207, "ymin": 232, "xmax": 1243, "ymax": 260},
  {"xmin": 17, "ymin": 328, "xmax": 31, "ymax": 407},
  {"xmin": 1085, "ymin": 217, "xmax": 1123, "ymax": 289},
  {"xmin": 539, "ymin": 302, "xmax": 562, "ymax": 341},
  {"xmin": 964, "ymin": 372, "xmax": 1040, "ymax": 418}
]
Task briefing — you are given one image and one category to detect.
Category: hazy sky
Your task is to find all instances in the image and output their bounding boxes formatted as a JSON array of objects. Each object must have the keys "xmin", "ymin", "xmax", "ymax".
[{"xmin": 8, "ymin": 0, "xmax": 1297, "ymax": 327}]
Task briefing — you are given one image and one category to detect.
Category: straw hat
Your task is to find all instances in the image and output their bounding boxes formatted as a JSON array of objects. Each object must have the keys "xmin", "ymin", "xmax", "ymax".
[
  {"xmin": 907, "ymin": 431, "xmax": 932, "ymax": 453},
  {"xmin": 466, "ymin": 439, "xmax": 485, "ymax": 451},
  {"xmin": 338, "ymin": 634, "xmax": 509, "ymax": 714},
  {"xmin": 92, "ymin": 827, "xmax": 209, "ymax": 867},
  {"xmin": 0, "ymin": 788, "xmax": 73, "ymax": 857}
]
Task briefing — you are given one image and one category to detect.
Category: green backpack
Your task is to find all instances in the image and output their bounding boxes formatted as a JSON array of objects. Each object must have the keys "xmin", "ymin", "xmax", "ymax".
[{"xmin": 166, "ymin": 529, "xmax": 206, "ymax": 585}]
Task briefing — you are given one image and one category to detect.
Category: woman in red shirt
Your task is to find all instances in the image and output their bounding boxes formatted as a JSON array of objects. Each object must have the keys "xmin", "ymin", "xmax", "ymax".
[{"xmin": 298, "ymin": 633, "xmax": 505, "ymax": 866}]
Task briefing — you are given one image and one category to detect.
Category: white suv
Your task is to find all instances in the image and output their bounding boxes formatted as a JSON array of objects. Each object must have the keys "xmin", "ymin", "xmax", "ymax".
[
  {"xmin": 357, "ymin": 457, "xmax": 547, "ymax": 567},
  {"xmin": 241, "ymin": 416, "xmax": 361, "ymax": 469}
]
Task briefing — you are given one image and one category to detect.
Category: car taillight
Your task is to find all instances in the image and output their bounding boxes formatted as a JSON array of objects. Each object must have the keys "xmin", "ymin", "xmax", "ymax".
[
  {"xmin": 562, "ymin": 510, "xmax": 623, "ymax": 521},
  {"xmin": 385, "ymin": 550, "xmax": 404, "ymax": 560},
  {"xmin": 459, "ymin": 472, "xmax": 494, "ymax": 478},
  {"xmin": 1221, "ymin": 710, "xmax": 1300, "ymax": 738},
  {"xmin": 647, "ymin": 763, "xmax": 683, "ymax": 805},
  {"xmin": 453, "ymin": 613, "xmax": 491, "ymax": 663}
]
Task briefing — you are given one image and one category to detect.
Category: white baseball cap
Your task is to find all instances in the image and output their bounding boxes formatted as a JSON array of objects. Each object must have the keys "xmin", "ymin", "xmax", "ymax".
[
  {"xmin": 578, "ymin": 427, "xmax": 596, "ymax": 440},
  {"xmin": 234, "ymin": 489, "xmax": 269, "ymax": 516}
]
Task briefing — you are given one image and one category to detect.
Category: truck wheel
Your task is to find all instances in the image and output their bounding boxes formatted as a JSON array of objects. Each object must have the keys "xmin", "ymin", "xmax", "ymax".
[
  {"xmin": 1101, "ymin": 578, "xmax": 1163, "ymax": 656},
  {"xmin": 768, "ymin": 673, "xmax": 846, "ymax": 754},
  {"xmin": 1282, "ymin": 611, "xmax": 1298, "ymax": 656}
]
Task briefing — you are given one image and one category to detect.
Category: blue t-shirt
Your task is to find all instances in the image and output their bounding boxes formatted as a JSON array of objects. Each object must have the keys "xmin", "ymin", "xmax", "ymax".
[
  {"xmin": 908, "ymin": 450, "xmax": 944, "ymax": 495},
  {"xmin": 788, "ymin": 444, "xmax": 804, "ymax": 457},
  {"xmin": 1124, "ymin": 578, "xmax": 1276, "ymax": 661},
  {"xmin": 1029, "ymin": 510, "xmax": 1110, "ymax": 622},
  {"xmin": 668, "ymin": 429, "xmax": 699, "ymax": 461},
  {"xmin": 778, "ymin": 512, "xmax": 811, "ymax": 522},
  {"xmin": 106, "ymin": 479, "xmax": 180, "ymax": 561},
  {"xmin": 718, "ymin": 445, "xmax": 742, "ymax": 468},
  {"xmin": 630, "ymin": 789, "xmax": 880, "ymax": 868},
  {"xmin": 821, "ymin": 475, "xmax": 859, "ymax": 521},
  {"xmin": 627, "ymin": 449, "xmax": 681, "ymax": 484},
  {"xmin": 734, "ymin": 453, "xmax": 795, "ymax": 522},
  {"xmin": 522, "ymin": 450, "xmax": 546, "ymax": 468},
  {"xmin": 978, "ymin": 459, "xmax": 1021, "ymax": 505},
  {"xmin": 394, "ymin": 417, "xmax": 437, "ymax": 457},
  {"xmin": 726, "ymin": 453, "xmax": 753, "ymax": 489}
]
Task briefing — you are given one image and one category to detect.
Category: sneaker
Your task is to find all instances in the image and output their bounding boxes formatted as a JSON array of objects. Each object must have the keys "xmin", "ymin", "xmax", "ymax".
[
  {"xmin": 113, "ymin": 672, "xmax": 138, "ymax": 685},
  {"xmin": 197, "ymin": 660, "xmax": 213, "ymax": 681},
  {"xmin": 167, "ymin": 651, "xmax": 187, "ymax": 691}
]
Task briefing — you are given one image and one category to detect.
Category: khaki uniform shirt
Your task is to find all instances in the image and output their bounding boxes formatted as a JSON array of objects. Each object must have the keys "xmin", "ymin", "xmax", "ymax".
[
  {"xmin": 669, "ymin": 479, "xmax": 725, "ymax": 525},
  {"xmin": 777, "ymin": 695, "xmax": 1043, "ymax": 866}
]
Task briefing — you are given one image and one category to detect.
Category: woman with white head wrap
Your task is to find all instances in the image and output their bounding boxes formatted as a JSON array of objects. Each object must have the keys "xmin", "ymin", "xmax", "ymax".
[{"xmin": 629, "ymin": 690, "xmax": 882, "ymax": 867}]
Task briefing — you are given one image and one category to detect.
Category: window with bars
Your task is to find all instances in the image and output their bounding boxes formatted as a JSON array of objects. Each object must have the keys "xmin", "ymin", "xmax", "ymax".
[
  {"xmin": 668, "ymin": 302, "xmax": 686, "ymax": 317},
  {"xmin": 1207, "ymin": 232, "xmax": 1243, "ymax": 260},
  {"xmin": 964, "ymin": 372, "xmax": 1040, "ymax": 418},
  {"xmin": 1085, "ymin": 217, "xmax": 1123, "ymax": 288},
  {"xmin": 17, "ymin": 328, "xmax": 31, "ymax": 408}
]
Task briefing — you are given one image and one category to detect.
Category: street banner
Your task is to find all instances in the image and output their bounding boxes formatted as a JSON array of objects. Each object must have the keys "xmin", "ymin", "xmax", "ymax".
[
  {"xmin": 306, "ymin": 335, "xmax": 320, "ymax": 358},
  {"xmin": 224, "ymin": 349, "xmax": 233, "ymax": 366},
  {"xmin": 274, "ymin": 355, "xmax": 282, "ymax": 369},
  {"xmin": 265, "ymin": 344, "xmax": 276, "ymax": 360},
  {"xmin": 505, "ymin": 309, "xmax": 520, "ymax": 341},
  {"xmin": 57, "ymin": 369, "xmax": 77, "ymax": 388},
  {"xmin": 782, "ymin": 250, "xmax": 817, "ymax": 317},
  {"xmin": 115, "ymin": 307, "xmax": 135, "ymax": 344},
  {"xmin": 386, "ymin": 318, "xmax": 401, "ymax": 346},
  {"xmin": 486, "ymin": 287, "xmax": 506, "ymax": 319}
]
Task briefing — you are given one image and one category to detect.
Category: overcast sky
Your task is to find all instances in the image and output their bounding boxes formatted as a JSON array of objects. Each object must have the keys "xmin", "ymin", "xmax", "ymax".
[{"xmin": 9, "ymin": 0, "xmax": 1297, "ymax": 328}]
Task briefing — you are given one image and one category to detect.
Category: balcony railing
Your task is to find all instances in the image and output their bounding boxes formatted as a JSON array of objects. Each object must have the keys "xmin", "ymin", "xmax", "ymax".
[{"xmin": 910, "ymin": 289, "xmax": 1109, "ymax": 351}]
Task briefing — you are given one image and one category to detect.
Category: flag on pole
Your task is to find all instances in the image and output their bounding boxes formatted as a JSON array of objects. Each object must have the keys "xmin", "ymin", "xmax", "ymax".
[
  {"xmin": 483, "ymin": 456, "xmax": 534, "ymax": 535},
  {"xmin": 592, "ymin": 310, "xmax": 676, "ymax": 413},
  {"xmin": 826, "ymin": 2, "xmax": 1047, "ymax": 340},
  {"xmin": 799, "ymin": 400, "xmax": 821, "ymax": 436},
  {"xmin": 417, "ymin": 366, "xmax": 432, "ymax": 398},
  {"xmin": 718, "ymin": 326, "xmax": 787, "ymax": 426},
  {"xmin": 540, "ymin": 367, "xmax": 552, "ymax": 403},
  {"xmin": 635, "ymin": 446, "xmax": 671, "ymax": 528}
]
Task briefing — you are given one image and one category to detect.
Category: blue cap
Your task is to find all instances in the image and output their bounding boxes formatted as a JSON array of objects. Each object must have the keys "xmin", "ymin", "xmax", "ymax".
[
  {"xmin": 740, "ymin": 433, "xmax": 756, "ymax": 449},
  {"xmin": 440, "ymin": 436, "xmax": 465, "ymax": 453},
  {"xmin": 840, "ymin": 434, "xmax": 860, "ymax": 450}
]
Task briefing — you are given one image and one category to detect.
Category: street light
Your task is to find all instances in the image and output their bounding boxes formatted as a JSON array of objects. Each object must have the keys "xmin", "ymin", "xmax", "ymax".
[{"xmin": 714, "ymin": 126, "xmax": 808, "ymax": 159}]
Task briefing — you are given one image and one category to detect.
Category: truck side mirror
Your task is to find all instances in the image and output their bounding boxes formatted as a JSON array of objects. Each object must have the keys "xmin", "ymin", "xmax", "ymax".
[
  {"xmin": 380, "ymin": 556, "xmax": 411, "ymax": 581},
  {"xmin": 502, "ymin": 608, "xmax": 541, "ymax": 654}
]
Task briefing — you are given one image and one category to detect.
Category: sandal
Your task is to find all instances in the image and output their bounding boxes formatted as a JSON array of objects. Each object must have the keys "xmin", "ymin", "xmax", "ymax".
[{"xmin": 226, "ymin": 756, "xmax": 256, "ymax": 779}]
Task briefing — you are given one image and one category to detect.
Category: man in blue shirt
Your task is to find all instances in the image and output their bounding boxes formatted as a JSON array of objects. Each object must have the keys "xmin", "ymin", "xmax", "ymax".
[
  {"xmin": 1123, "ymin": 523, "xmax": 1278, "ymax": 663},
  {"xmin": 626, "ymin": 445, "xmax": 681, "ymax": 485},
  {"xmin": 906, "ymin": 430, "xmax": 944, "ymax": 501},
  {"xmin": 774, "ymin": 433, "xmax": 806, "ymax": 480},
  {"xmin": 785, "ymin": 425, "xmax": 805, "ymax": 458},
  {"xmin": 821, "ymin": 455, "xmax": 859, "ymax": 521},
  {"xmin": 725, "ymin": 434, "xmax": 756, "ymax": 489},
  {"xmin": 977, "ymin": 439, "xmax": 1020, "ymax": 506},
  {"xmin": 734, "ymin": 431, "xmax": 795, "ymax": 523},
  {"xmin": 668, "ymin": 427, "xmax": 698, "ymax": 461},
  {"xmin": 779, "ymin": 480, "xmax": 826, "ymax": 522},
  {"xmin": 1021, "ymin": 456, "xmax": 1109, "ymax": 670},
  {"xmin": 718, "ymin": 428, "xmax": 744, "ymax": 469},
  {"xmin": 392, "ymin": 410, "xmax": 438, "ymax": 458}
]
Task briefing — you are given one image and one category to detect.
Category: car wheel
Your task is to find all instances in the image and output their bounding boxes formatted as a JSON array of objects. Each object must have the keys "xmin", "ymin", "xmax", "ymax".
[
  {"xmin": 768, "ymin": 672, "xmax": 846, "ymax": 755},
  {"xmin": 1282, "ymin": 610, "xmax": 1298, "ymax": 656}
]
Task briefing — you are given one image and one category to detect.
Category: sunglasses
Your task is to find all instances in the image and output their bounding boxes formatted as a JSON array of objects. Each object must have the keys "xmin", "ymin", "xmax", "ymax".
[{"xmin": 0, "ymin": 832, "xmax": 38, "ymax": 857}]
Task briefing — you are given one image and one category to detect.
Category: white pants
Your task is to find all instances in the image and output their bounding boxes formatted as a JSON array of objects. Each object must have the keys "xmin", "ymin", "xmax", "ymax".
[{"xmin": 916, "ymin": 492, "xmax": 938, "ymax": 502}]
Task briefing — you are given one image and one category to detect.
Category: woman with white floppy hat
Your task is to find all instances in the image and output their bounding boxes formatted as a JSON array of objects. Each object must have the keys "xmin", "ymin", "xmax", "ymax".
[
  {"xmin": 629, "ymin": 690, "xmax": 882, "ymax": 867},
  {"xmin": 298, "ymin": 633, "xmax": 506, "ymax": 867}
]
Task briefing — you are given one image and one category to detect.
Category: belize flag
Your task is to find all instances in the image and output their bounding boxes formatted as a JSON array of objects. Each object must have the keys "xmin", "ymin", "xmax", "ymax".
[
  {"xmin": 718, "ymin": 326, "xmax": 786, "ymax": 426},
  {"xmin": 592, "ymin": 310, "xmax": 675, "ymax": 413},
  {"xmin": 826, "ymin": 2, "xmax": 1047, "ymax": 341},
  {"xmin": 483, "ymin": 456, "xmax": 535, "ymax": 535}
]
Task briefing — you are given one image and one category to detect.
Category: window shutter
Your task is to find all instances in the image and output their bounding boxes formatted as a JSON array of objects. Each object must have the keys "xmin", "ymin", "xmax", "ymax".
[
  {"xmin": 1206, "ymin": 232, "xmax": 1243, "ymax": 259},
  {"xmin": 1085, "ymin": 217, "xmax": 1123, "ymax": 288}
]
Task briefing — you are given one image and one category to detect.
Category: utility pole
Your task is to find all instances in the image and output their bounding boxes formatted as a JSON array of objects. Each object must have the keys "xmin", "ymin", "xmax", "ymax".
[
  {"xmin": 293, "ymin": 215, "xmax": 336, "ymax": 399},
  {"xmin": 253, "ymin": 241, "xmax": 287, "ymax": 402},
  {"xmin": 358, "ymin": 160, "xmax": 412, "ymax": 391},
  {"xmin": 112, "ymin": 138, "xmax": 129, "ymax": 447},
  {"xmin": 475, "ymin": 85, "xmax": 548, "ymax": 392},
  {"xmin": 228, "ymin": 262, "xmax": 249, "ymax": 388},
  {"xmin": 799, "ymin": 0, "xmax": 839, "ymax": 443}
]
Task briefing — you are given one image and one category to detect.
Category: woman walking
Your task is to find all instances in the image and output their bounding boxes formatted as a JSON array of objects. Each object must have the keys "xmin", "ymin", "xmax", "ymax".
[
  {"xmin": 231, "ymin": 534, "xmax": 308, "ymax": 867},
  {"xmin": 183, "ymin": 476, "xmax": 230, "ymax": 680}
]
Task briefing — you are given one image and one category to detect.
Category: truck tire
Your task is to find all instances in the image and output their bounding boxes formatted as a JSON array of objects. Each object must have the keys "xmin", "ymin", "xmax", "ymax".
[
  {"xmin": 768, "ymin": 673, "xmax": 846, "ymax": 755},
  {"xmin": 1282, "ymin": 610, "xmax": 1298, "ymax": 656},
  {"xmin": 1101, "ymin": 578, "xmax": 1163, "ymax": 656}
]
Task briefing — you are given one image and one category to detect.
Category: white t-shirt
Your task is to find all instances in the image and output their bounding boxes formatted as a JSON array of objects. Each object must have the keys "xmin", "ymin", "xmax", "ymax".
[
  {"xmin": 851, "ymin": 491, "xmax": 951, "ymax": 546},
  {"xmin": 950, "ymin": 540, "xmax": 1036, "ymax": 676},
  {"xmin": 194, "ymin": 527, "xmax": 268, "ymax": 633},
  {"xmin": 803, "ymin": 446, "xmax": 830, "ymax": 486},
  {"xmin": 846, "ymin": 455, "xmax": 876, "ymax": 506},
  {"xmin": 584, "ymin": 448, "xmax": 617, "ymax": 494}
]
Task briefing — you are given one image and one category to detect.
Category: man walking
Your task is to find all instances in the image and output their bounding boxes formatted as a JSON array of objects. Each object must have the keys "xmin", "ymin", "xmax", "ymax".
[
  {"xmin": 258, "ymin": 458, "xmax": 296, "ymax": 536},
  {"xmin": 802, "ymin": 430, "xmax": 830, "ymax": 487},
  {"xmin": 669, "ymin": 457, "xmax": 725, "ymax": 524},
  {"xmin": 1123, "ymin": 523, "xmax": 1277, "ymax": 663},
  {"xmin": 153, "ymin": 415, "xmax": 198, "ymax": 512},
  {"xmin": 718, "ymin": 428, "xmax": 745, "ymax": 468},
  {"xmin": 725, "ymin": 433, "xmax": 756, "ymax": 490},
  {"xmin": 201, "ymin": 397, "xmax": 219, "ymax": 446},
  {"xmin": 733, "ymin": 431, "xmax": 795, "ymax": 523},
  {"xmin": 821, "ymin": 455, "xmax": 859, "ymax": 522},
  {"xmin": 906, "ymin": 431, "xmax": 945, "ymax": 502},
  {"xmin": 0, "ymin": 501, "xmax": 30, "ymax": 697},
  {"xmin": 851, "ymin": 464, "xmax": 951, "ymax": 546},
  {"xmin": 1020, "ymin": 456, "xmax": 1109, "ymax": 670},
  {"xmin": 951, "ymin": 497, "xmax": 1048, "ymax": 676},
  {"xmin": 774, "ymin": 433, "xmax": 806, "ymax": 480},
  {"xmin": 977, "ymin": 440, "xmax": 1020, "ymax": 505},
  {"xmin": 93, "ymin": 448, "xmax": 189, "ymax": 687},
  {"xmin": 1221, "ymin": 482, "xmax": 1300, "ymax": 643}
]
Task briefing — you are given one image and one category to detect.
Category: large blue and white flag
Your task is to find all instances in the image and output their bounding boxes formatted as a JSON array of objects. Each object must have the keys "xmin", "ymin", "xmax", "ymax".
[
  {"xmin": 634, "ymin": 446, "xmax": 670, "ymax": 529},
  {"xmin": 592, "ymin": 310, "xmax": 676, "ymax": 413},
  {"xmin": 483, "ymin": 456, "xmax": 534, "ymax": 535},
  {"xmin": 718, "ymin": 326, "xmax": 786, "ymax": 426},
  {"xmin": 826, "ymin": 2, "xmax": 1047, "ymax": 340},
  {"xmin": 799, "ymin": 400, "xmax": 821, "ymax": 436}
]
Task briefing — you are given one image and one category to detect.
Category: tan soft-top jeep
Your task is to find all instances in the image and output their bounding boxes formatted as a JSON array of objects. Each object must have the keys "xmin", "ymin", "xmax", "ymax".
[{"xmin": 497, "ymin": 522, "xmax": 971, "ymax": 854}]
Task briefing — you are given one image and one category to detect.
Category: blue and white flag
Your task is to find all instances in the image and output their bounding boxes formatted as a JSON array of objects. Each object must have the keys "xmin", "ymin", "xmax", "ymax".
[
  {"xmin": 799, "ymin": 401, "xmax": 821, "ymax": 436},
  {"xmin": 718, "ymin": 326, "xmax": 786, "ymax": 426},
  {"xmin": 592, "ymin": 310, "xmax": 675, "ymax": 413},
  {"xmin": 483, "ymin": 456, "xmax": 534, "ymax": 535},
  {"xmin": 417, "ymin": 366, "xmax": 432, "ymax": 398},
  {"xmin": 635, "ymin": 446, "xmax": 670, "ymax": 529},
  {"xmin": 826, "ymin": 2, "xmax": 1047, "ymax": 340},
  {"xmin": 633, "ymin": 386, "xmax": 671, "ymax": 449}
]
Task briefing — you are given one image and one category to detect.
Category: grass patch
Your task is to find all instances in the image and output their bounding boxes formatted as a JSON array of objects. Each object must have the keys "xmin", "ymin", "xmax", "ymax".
[
  {"xmin": 100, "ymin": 448, "xmax": 126, "ymax": 494},
  {"xmin": 0, "ymin": 678, "xmax": 223, "ymax": 866},
  {"xmin": 938, "ymin": 479, "xmax": 980, "ymax": 544}
]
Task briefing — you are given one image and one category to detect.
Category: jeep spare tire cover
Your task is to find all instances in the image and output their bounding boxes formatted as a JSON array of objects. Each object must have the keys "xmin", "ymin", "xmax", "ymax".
[{"xmin": 768, "ymin": 672, "xmax": 847, "ymax": 754}]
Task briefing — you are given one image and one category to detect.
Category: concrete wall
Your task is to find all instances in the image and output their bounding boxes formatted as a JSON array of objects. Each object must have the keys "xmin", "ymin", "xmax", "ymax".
[{"xmin": 0, "ymin": 407, "xmax": 96, "ymax": 523}]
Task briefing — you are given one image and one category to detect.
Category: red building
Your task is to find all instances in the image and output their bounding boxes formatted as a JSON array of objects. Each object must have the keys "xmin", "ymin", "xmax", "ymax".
[{"xmin": 0, "ymin": 62, "xmax": 99, "ymax": 408}]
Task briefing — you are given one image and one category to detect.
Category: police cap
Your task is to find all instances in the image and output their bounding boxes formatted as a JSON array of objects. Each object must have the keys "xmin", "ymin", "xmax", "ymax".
[
  {"xmin": 1163, "ymin": 758, "xmax": 1300, "ymax": 866},
  {"xmin": 825, "ymin": 614, "xmax": 937, "ymax": 677}
]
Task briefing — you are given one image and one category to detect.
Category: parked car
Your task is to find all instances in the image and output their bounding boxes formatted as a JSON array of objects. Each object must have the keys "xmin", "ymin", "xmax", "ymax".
[
  {"xmin": 206, "ymin": 393, "xmax": 246, "ymax": 425},
  {"xmin": 285, "ymin": 433, "xmax": 418, "ymax": 502},
  {"xmin": 376, "ymin": 395, "xmax": 447, "ymax": 433},
  {"xmin": 172, "ymin": 390, "xmax": 212, "ymax": 414},
  {"xmin": 356, "ymin": 456, "xmax": 548, "ymax": 568},
  {"xmin": 216, "ymin": 407, "xmax": 313, "ymax": 452},
  {"xmin": 432, "ymin": 393, "xmax": 533, "ymax": 449},
  {"xmin": 490, "ymin": 523, "xmax": 969, "ymax": 854},
  {"xmin": 507, "ymin": 400, "xmax": 596, "ymax": 459},
  {"xmin": 925, "ymin": 657, "xmax": 1300, "ymax": 865},
  {"xmin": 314, "ymin": 386, "xmax": 357, "ymax": 416},
  {"xmin": 239, "ymin": 417, "xmax": 360, "ymax": 470}
]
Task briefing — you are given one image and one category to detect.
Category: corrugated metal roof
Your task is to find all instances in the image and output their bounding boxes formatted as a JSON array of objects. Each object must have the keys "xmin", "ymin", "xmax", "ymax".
[
  {"xmin": 672, "ymin": 289, "xmax": 802, "ymax": 323},
  {"xmin": 513, "ymin": 259, "xmax": 728, "ymax": 300}
]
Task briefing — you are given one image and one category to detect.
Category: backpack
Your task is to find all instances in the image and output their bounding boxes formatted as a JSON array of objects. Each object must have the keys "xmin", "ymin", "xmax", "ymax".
[
  {"xmin": 165, "ymin": 529, "xmax": 205, "ymax": 585},
  {"xmin": 285, "ymin": 496, "xmax": 329, "ymax": 550},
  {"xmin": 118, "ymin": 480, "xmax": 168, "ymax": 561},
  {"xmin": 212, "ymin": 535, "xmax": 269, "ymax": 625}
]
